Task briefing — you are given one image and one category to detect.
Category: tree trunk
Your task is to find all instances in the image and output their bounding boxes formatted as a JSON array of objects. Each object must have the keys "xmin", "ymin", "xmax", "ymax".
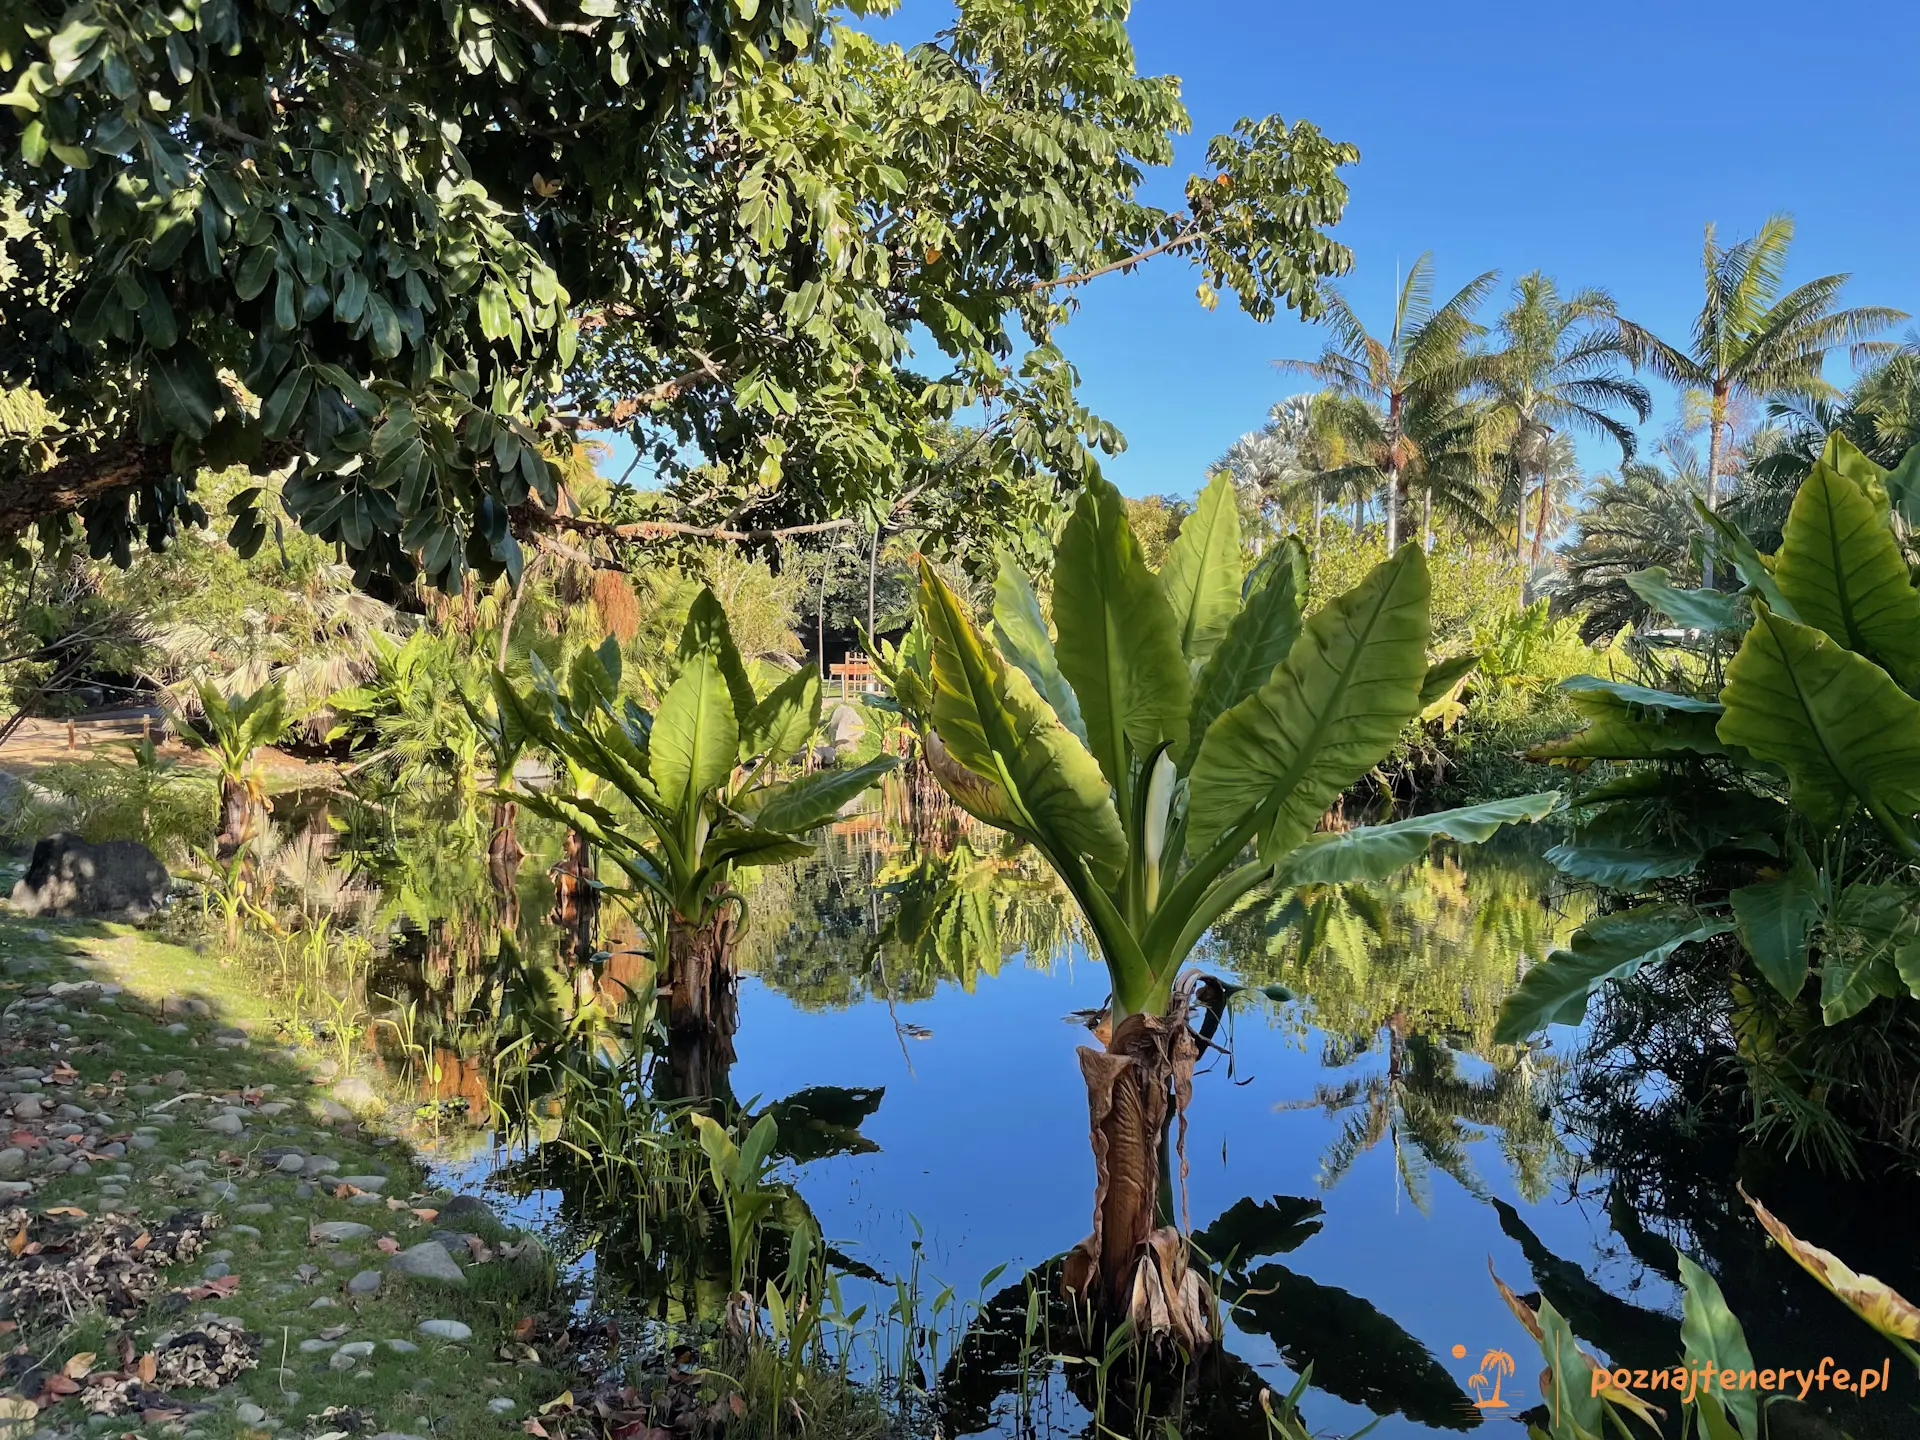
[
  {"xmin": 1384, "ymin": 464, "xmax": 1401, "ymax": 552},
  {"xmin": 1421, "ymin": 490, "xmax": 1432, "ymax": 554},
  {"xmin": 1529, "ymin": 460, "xmax": 1551, "ymax": 573},
  {"xmin": 661, "ymin": 907, "xmax": 741, "ymax": 1100},
  {"xmin": 1310, "ymin": 492, "xmax": 1323, "ymax": 568},
  {"xmin": 1515, "ymin": 468, "xmax": 1533, "ymax": 604},
  {"xmin": 216, "ymin": 775, "xmax": 254, "ymax": 858},
  {"xmin": 1061, "ymin": 993, "xmax": 1213, "ymax": 1353},
  {"xmin": 549, "ymin": 828, "xmax": 598, "ymax": 965},
  {"xmin": 1704, "ymin": 383, "xmax": 1727, "ymax": 590}
]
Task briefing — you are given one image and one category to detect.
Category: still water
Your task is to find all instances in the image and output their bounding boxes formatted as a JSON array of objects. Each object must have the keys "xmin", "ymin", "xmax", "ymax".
[{"xmin": 313, "ymin": 795, "xmax": 1918, "ymax": 1439}]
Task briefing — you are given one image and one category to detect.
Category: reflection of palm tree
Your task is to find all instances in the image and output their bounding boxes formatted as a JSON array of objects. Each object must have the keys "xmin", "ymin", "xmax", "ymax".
[{"xmin": 1469, "ymin": 1349, "xmax": 1514, "ymax": 1408}]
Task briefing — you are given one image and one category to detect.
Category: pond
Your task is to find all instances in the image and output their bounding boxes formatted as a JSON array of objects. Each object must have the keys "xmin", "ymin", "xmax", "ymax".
[{"xmin": 267, "ymin": 787, "xmax": 1920, "ymax": 1440}]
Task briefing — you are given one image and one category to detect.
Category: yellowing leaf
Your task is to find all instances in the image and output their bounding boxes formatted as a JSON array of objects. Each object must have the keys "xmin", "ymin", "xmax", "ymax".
[{"xmin": 1743, "ymin": 1184, "xmax": 1920, "ymax": 1340}]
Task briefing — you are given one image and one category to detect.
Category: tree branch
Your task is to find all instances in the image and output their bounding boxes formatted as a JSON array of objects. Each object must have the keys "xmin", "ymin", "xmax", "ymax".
[
  {"xmin": 0, "ymin": 436, "xmax": 174, "ymax": 539},
  {"xmin": 573, "ymin": 354, "xmax": 728, "ymax": 430},
  {"xmin": 507, "ymin": 0, "xmax": 604, "ymax": 34},
  {"xmin": 1030, "ymin": 227, "xmax": 1205, "ymax": 293}
]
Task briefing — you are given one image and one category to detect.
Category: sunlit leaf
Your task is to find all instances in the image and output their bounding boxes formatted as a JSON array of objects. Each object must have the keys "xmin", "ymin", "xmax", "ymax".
[
  {"xmin": 1493, "ymin": 906, "xmax": 1733, "ymax": 1044},
  {"xmin": 1159, "ymin": 468, "xmax": 1243, "ymax": 670},
  {"xmin": 1273, "ymin": 792, "xmax": 1561, "ymax": 888}
]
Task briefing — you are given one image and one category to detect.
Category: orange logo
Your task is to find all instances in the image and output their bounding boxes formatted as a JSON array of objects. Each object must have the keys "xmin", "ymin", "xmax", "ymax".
[{"xmin": 1453, "ymin": 1344, "xmax": 1520, "ymax": 1410}]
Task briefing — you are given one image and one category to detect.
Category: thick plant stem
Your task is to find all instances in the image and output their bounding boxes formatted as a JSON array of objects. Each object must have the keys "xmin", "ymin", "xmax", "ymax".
[
  {"xmin": 662, "ymin": 907, "xmax": 741, "ymax": 1100},
  {"xmin": 216, "ymin": 774, "xmax": 253, "ymax": 858},
  {"xmin": 1062, "ymin": 988, "xmax": 1212, "ymax": 1354},
  {"xmin": 549, "ymin": 827, "xmax": 598, "ymax": 965}
]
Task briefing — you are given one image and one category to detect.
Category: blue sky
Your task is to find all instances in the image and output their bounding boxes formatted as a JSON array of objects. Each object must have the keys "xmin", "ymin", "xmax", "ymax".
[{"xmin": 932, "ymin": 0, "xmax": 1920, "ymax": 498}]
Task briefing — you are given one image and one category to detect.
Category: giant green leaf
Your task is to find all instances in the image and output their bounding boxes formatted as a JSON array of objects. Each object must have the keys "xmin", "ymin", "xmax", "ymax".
[
  {"xmin": 749, "ymin": 755, "xmax": 899, "ymax": 836},
  {"xmin": 1819, "ymin": 882, "xmax": 1919, "ymax": 1024},
  {"xmin": 1625, "ymin": 566, "xmax": 1744, "ymax": 633},
  {"xmin": 1821, "ymin": 429, "xmax": 1892, "ymax": 510},
  {"xmin": 1417, "ymin": 652, "xmax": 1479, "ymax": 708},
  {"xmin": 1717, "ymin": 604, "xmax": 1920, "ymax": 830},
  {"xmin": 1187, "ymin": 545, "xmax": 1429, "ymax": 863},
  {"xmin": 147, "ymin": 345, "xmax": 221, "ymax": 438},
  {"xmin": 679, "ymin": 587, "xmax": 758, "ymax": 723},
  {"xmin": 1773, "ymin": 454, "xmax": 1920, "ymax": 687},
  {"xmin": 1183, "ymin": 535, "xmax": 1306, "ymax": 772},
  {"xmin": 1883, "ymin": 439, "xmax": 1920, "ymax": 531},
  {"xmin": 1530, "ymin": 676, "xmax": 1727, "ymax": 762},
  {"xmin": 1493, "ymin": 906, "xmax": 1733, "ymax": 1044},
  {"xmin": 1272, "ymin": 791, "xmax": 1561, "ymax": 888},
  {"xmin": 1051, "ymin": 474, "xmax": 1191, "ymax": 792},
  {"xmin": 1730, "ymin": 859, "xmax": 1821, "ymax": 999},
  {"xmin": 650, "ymin": 652, "xmax": 738, "ymax": 820},
  {"xmin": 740, "ymin": 664, "xmax": 820, "ymax": 763},
  {"xmin": 1678, "ymin": 1255, "xmax": 1759, "ymax": 1440},
  {"xmin": 1545, "ymin": 834, "xmax": 1703, "ymax": 889},
  {"xmin": 991, "ymin": 555, "xmax": 1085, "ymax": 744},
  {"xmin": 1159, "ymin": 469, "xmax": 1243, "ymax": 671},
  {"xmin": 1696, "ymin": 499, "xmax": 1797, "ymax": 620},
  {"xmin": 919, "ymin": 566, "xmax": 1126, "ymax": 885}
]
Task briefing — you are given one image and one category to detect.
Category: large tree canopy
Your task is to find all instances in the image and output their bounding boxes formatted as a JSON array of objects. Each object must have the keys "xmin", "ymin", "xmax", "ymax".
[{"xmin": 0, "ymin": 0, "xmax": 1357, "ymax": 593}]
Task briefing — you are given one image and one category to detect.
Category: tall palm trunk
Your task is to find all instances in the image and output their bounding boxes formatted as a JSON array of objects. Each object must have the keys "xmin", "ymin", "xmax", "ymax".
[
  {"xmin": 1514, "ymin": 472, "xmax": 1530, "ymax": 603},
  {"xmin": 1062, "ymin": 990, "xmax": 1212, "ymax": 1353},
  {"xmin": 1703, "ymin": 380, "xmax": 1728, "ymax": 589},
  {"xmin": 487, "ymin": 798, "xmax": 523, "ymax": 929},
  {"xmin": 1384, "ymin": 392, "xmax": 1406, "ymax": 552},
  {"xmin": 1529, "ymin": 464, "xmax": 1552, "ymax": 572}
]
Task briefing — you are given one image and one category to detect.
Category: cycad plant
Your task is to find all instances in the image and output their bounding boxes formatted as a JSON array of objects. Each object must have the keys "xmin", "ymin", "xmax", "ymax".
[
  {"xmin": 187, "ymin": 678, "xmax": 291, "ymax": 855},
  {"xmin": 1616, "ymin": 216, "xmax": 1905, "ymax": 585},
  {"xmin": 877, "ymin": 470, "xmax": 1559, "ymax": 1347},
  {"xmin": 501, "ymin": 591, "xmax": 897, "ymax": 1094}
]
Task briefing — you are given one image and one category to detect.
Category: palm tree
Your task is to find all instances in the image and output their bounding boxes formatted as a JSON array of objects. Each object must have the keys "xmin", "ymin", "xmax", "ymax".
[
  {"xmin": 1616, "ymin": 216, "xmax": 1906, "ymax": 585},
  {"xmin": 1277, "ymin": 253, "xmax": 1498, "ymax": 550},
  {"xmin": 1558, "ymin": 448, "xmax": 1710, "ymax": 640},
  {"xmin": 1480, "ymin": 273, "xmax": 1651, "ymax": 601}
]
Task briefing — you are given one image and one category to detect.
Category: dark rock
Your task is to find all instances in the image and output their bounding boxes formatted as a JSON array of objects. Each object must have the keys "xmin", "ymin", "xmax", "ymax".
[
  {"xmin": 437, "ymin": 1194, "xmax": 495, "ymax": 1223},
  {"xmin": 10, "ymin": 833, "xmax": 169, "ymax": 921}
]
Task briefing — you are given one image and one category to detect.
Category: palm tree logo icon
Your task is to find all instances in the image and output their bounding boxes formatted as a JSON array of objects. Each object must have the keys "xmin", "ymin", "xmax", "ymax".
[{"xmin": 1467, "ymin": 1349, "xmax": 1516, "ymax": 1409}]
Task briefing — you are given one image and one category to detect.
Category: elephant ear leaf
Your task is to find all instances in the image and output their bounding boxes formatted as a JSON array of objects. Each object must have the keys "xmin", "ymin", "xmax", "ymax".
[
  {"xmin": 1773, "ymin": 453, "xmax": 1920, "ymax": 687},
  {"xmin": 740, "ymin": 665, "xmax": 820, "ymax": 763},
  {"xmin": 1729, "ymin": 858, "xmax": 1821, "ymax": 999},
  {"xmin": 650, "ymin": 652, "xmax": 739, "ymax": 817},
  {"xmin": 1530, "ymin": 676, "xmax": 1727, "ymax": 762},
  {"xmin": 679, "ymin": 586, "xmax": 759, "ymax": 722},
  {"xmin": 1493, "ymin": 906, "xmax": 1733, "ymax": 1044},
  {"xmin": 1717, "ymin": 604, "xmax": 1920, "ymax": 831},
  {"xmin": 1159, "ymin": 468, "xmax": 1243, "ymax": 671},
  {"xmin": 1271, "ymin": 791, "xmax": 1561, "ymax": 888},
  {"xmin": 1052, "ymin": 473, "xmax": 1191, "ymax": 791},
  {"xmin": 1678, "ymin": 1255, "xmax": 1760, "ymax": 1440},
  {"xmin": 1184, "ymin": 535, "xmax": 1307, "ymax": 773},
  {"xmin": 991, "ymin": 553, "xmax": 1086, "ymax": 744},
  {"xmin": 749, "ymin": 755, "xmax": 899, "ymax": 836},
  {"xmin": 1696, "ymin": 499, "xmax": 1797, "ymax": 619},
  {"xmin": 1418, "ymin": 652, "xmax": 1480, "ymax": 707},
  {"xmin": 1884, "ymin": 440, "xmax": 1920, "ymax": 531},
  {"xmin": 919, "ymin": 565, "xmax": 1127, "ymax": 885},
  {"xmin": 1187, "ymin": 545, "xmax": 1430, "ymax": 865},
  {"xmin": 1625, "ymin": 566, "xmax": 1745, "ymax": 633}
]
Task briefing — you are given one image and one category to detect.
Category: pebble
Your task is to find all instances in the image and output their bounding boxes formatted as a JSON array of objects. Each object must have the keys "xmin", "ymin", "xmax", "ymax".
[
  {"xmin": 9, "ymin": 1097, "xmax": 40, "ymax": 1121},
  {"xmin": 297, "ymin": 1339, "xmax": 337, "ymax": 1354},
  {"xmin": 384, "ymin": 1339, "xmax": 419, "ymax": 1354},
  {"xmin": 238, "ymin": 1202, "xmax": 275, "ymax": 1216},
  {"xmin": 309, "ymin": 1221, "xmax": 372, "ymax": 1242},
  {"xmin": 336, "ymin": 1174, "xmax": 387, "ymax": 1192},
  {"xmin": 416, "ymin": 1319, "xmax": 471, "ymax": 1342},
  {"xmin": 235, "ymin": 1404, "xmax": 267, "ymax": 1425},
  {"xmin": 387, "ymin": 1241, "xmax": 466, "ymax": 1287},
  {"xmin": 347, "ymin": 1270, "xmax": 383, "ymax": 1296},
  {"xmin": 205, "ymin": 1113, "xmax": 244, "ymax": 1136},
  {"xmin": 337, "ymin": 1341, "xmax": 376, "ymax": 1360},
  {"xmin": 488, "ymin": 1398, "xmax": 515, "ymax": 1415},
  {"xmin": 275, "ymin": 1154, "xmax": 306, "ymax": 1174},
  {"xmin": 0, "ymin": 1150, "xmax": 22, "ymax": 1179},
  {"xmin": 310, "ymin": 1297, "xmax": 340, "ymax": 1309},
  {"xmin": 128, "ymin": 1134, "xmax": 156, "ymax": 1150}
]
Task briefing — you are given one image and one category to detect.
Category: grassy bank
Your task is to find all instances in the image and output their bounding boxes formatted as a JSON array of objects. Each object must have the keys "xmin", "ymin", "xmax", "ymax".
[{"xmin": 0, "ymin": 909, "xmax": 559, "ymax": 1440}]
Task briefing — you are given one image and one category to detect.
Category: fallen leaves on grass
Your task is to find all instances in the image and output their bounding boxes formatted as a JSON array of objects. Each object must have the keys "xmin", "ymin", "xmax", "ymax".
[{"xmin": 0, "ymin": 1207, "xmax": 222, "ymax": 1321}]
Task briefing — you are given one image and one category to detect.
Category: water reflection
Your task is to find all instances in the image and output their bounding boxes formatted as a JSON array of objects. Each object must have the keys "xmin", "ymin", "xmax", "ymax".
[{"xmin": 233, "ymin": 791, "xmax": 1920, "ymax": 1437}]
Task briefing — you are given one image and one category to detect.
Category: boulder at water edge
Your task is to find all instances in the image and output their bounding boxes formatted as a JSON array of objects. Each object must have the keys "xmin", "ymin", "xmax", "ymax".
[{"xmin": 10, "ymin": 832, "xmax": 169, "ymax": 921}]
